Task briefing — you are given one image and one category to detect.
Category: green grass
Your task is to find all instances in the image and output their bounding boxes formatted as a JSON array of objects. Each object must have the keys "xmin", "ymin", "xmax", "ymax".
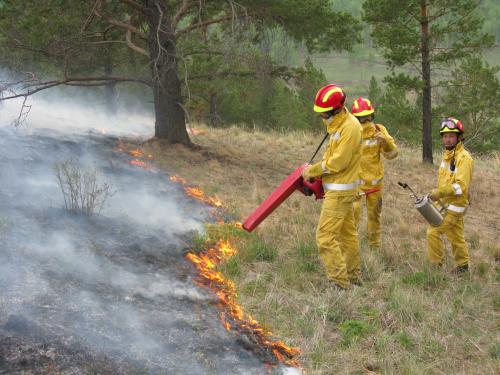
[
  {"xmin": 339, "ymin": 320, "xmax": 373, "ymax": 347},
  {"xmin": 241, "ymin": 237, "xmax": 278, "ymax": 262}
]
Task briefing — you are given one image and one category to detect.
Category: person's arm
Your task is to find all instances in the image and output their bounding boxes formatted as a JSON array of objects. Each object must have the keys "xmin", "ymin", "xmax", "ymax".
[
  {"xmin": 376, "ymin": 125, "xmax": 398, "ymax": 160},
  {"xmin": 438, "ymin": 155, "xmax": 473, "ymax": 198},
  {"xmin": 305, "ymin": 125, "xmax": 360, "ymax": 179}
]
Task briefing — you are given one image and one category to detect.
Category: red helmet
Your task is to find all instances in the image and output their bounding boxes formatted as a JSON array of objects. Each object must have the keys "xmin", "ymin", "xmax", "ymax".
[
  {"xmin": 313, "ymin": 84, "xmax": 346, "ymax": 113},
  {"xmin": 352, "ymin": 97, "xmax": 375, "ymax": 117},
  {"xmin": 440, "ymin": 117, "xmax": 464, "ymax": 135}
]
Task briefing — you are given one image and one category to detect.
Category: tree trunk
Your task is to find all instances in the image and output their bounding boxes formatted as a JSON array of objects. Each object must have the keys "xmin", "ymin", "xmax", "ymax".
[
  {"xmin": 209, "ymin": 92, "xmax": 220, "ymax": 127},
  {"xmin": 420, "ymin": 0, "xmax": 433, "ymax": 163},
  {"xmin": 145, "ymin": 0, "xmax": 190, "ymax": 145}
]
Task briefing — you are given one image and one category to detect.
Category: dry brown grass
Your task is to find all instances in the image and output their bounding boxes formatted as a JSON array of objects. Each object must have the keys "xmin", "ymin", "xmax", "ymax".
[{"xmin": 138, "ymin": 124, "xmax": 499, "ymax": 374}]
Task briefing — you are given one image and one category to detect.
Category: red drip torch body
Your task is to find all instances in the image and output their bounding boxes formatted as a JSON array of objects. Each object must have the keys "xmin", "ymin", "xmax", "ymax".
[{"xmin": 242, "ymin": 164, "xmax": 323, "ymax": 232}]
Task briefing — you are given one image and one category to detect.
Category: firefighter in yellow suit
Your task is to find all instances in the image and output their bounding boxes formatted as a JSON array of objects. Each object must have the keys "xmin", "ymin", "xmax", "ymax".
[
  {"xmin": 351, "ymin": 97, "xmax": 399, "ymax": 249},
  {"xmin": 302, "ymin": 84, "xmax": 362, "ymax": 289},
  {"xmin": 427, "ymin": 117, "xmax": 473, "ymax": 273}
]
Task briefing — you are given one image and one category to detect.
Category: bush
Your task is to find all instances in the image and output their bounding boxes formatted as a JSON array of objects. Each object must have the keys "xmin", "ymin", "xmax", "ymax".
[{"xmin": 53, "ymin": 158, "xmax": 114, "ymax": 215}]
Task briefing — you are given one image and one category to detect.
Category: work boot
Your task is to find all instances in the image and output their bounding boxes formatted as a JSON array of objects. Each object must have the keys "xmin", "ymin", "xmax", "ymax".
[
  {"xmin": 329, "ymin": 281, "xmax": 348, "ymax": 292},
  {"xmin": 349, "ymin": 278, "xmax": 363, "ymax": 287},
  {"xmin": 451, "ymin": 264, "xmax": 469, "ymax": 275}
]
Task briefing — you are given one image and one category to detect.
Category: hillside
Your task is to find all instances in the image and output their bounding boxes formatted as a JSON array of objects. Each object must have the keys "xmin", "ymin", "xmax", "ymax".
[{"xmin": 133, "ymin": 125, "xmax": 499, "ymax": 374}]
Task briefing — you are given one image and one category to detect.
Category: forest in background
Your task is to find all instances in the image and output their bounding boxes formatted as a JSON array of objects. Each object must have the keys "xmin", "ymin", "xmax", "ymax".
[{"xmin": 0, "ymin": 0, "xmax": 499, "ymax": 154}]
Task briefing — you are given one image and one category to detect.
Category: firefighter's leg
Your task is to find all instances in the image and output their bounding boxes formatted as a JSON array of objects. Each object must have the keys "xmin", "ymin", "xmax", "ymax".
[
  {"xmin": 353, "ymin": 194, "xmax": 363, "ymax": 227},
  {"xmin": 316, "ymin": 195, "xmax": 351, "ymax": 289},
  {"xmin": 340, "ymin": 200, "xmax": 361, "ymax": 283},
  {"xmin": 366, "ymin": 190, "xmax": 382, "ymax": 248},
  {"xmin": 445, "ymin": 213, "xmax": 469, "ymax": 267},
  {"xmin": 427, "ymin": 212, "xmax": 454, "ymax": 265}
]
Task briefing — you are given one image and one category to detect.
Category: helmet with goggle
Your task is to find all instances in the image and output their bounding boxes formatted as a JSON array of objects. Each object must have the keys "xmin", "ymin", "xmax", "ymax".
[{"xmin": 440, "ymin": 117, "xmax": 464, "ymax": 135}]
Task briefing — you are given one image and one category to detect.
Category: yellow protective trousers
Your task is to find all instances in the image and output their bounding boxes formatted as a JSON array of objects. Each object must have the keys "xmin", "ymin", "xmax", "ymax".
[
  {"xmin": 427, "ymin": 211, "xmax": 469, "ymax": 267},
  {"xmin": 316, "ymin": 194, "xmax": 360, "ymax": 288},
  {"xmin": 353, "ymin": 189, "xmax": 382, "ymax": 248}
]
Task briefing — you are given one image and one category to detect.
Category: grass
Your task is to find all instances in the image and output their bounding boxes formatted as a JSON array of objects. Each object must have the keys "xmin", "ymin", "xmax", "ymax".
[{"xmin": 135, "ymin": 124, "xmax": 499, "ymax": 374}]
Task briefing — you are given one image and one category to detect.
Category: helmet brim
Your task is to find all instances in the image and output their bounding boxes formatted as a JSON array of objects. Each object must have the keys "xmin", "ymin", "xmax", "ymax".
[
  {"xmin": 313, "ymin": 104, "xmax": 334, "ymax": 113},
  {"xmin": 353, "ymin": 109, "xmax": 374, "ymax": 117}
]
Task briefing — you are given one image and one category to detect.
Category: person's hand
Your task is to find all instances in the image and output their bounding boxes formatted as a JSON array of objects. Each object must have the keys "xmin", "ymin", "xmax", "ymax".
[
  {"xmin": 428, "ymin": 189, "xmax": 440, "ymax": 201},
  {"xmin": 302, "ymin": 165, "xmax": 314, "ymax": 181},
  {"xmin": 302, "ymin": 162, "xmax": 323, "ymax": 181},
  {"xmin": 375, "ymin": 131, "xmax": 387, "ymax": 146}
]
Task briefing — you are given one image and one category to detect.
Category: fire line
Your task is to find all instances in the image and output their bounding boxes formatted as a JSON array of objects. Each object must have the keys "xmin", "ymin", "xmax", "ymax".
[{"xmin": 117, "ymin": 141, "xmax": 300, "ymax": 368}]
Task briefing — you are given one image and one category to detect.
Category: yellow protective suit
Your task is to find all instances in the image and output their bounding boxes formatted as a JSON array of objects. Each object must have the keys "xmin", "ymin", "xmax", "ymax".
[
  {"xmin": 304, "ymin": 108, "xmax": 362, "ymax": 288},
  {"xmin": 353, "ymin": 122, "xmax": 398, "ymax": 248},
  {"xmin": 427, "ymin": 142, "xmax": 473, "ymax": 267}
]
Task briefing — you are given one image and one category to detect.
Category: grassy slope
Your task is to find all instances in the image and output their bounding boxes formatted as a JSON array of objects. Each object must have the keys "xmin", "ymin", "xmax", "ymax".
[{"xmin": 139, "ymin": 125, "xmax": 499, "ymax": 374}]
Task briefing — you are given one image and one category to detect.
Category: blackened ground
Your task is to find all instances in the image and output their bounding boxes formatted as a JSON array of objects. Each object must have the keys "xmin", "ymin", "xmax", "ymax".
[{"xmin": 0, "ymin": 127, "xmax": 287, "ymax": 374}]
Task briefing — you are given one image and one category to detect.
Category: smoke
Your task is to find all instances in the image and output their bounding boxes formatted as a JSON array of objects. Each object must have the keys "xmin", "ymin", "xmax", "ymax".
[
  {"xmin": 0, "ymin": 99, "xmax": 294, "ymax": 373},
  {"xmin": 0, "ymin": 95, "xmax": 154, "ymax": 137}
]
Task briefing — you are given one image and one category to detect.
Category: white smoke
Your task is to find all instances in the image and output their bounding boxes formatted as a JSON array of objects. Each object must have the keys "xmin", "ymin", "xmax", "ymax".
[{"xmin": 0, "ymin": 96, "xmax": 290, "ymax": 373}]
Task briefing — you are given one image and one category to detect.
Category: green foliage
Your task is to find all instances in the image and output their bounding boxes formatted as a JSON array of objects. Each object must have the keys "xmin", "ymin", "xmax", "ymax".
[
  {"xmin": 362, "ymin": 0, "xmax": 495, "ymax": 159},
  {"xmin": 438, "ymin": 57, "xmax": 500, "ymax": 153},
  {"xmin": 219, "ymin": 256, "xmax": 241, "ymax": 278},
  {"xmin": 296, "ymin": 241, "xmax": 319, "ymax": 273},
  {"xmin": 401, "ymin": 270, "xmax": 448, "ymax": 290},
  {"xmin": 241, "ymin": 237, "xmax": 277, "ymax": 262},
  {"xmin": 396, "ymin": 331, "xmax": 415, "ymax": 351},
  {"xmin": 339, "ymin": 320, "xmax": 372, "ymax": 347},
  {"xmin": 371, "ymin": 75, "xmax": 422, "ymax": 145},
  {"xmin": 489, "ymin": 342, "xmax": 500, "ymax": 359}
]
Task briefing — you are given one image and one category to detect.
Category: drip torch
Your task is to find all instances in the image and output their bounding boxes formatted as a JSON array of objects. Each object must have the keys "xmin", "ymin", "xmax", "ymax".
[
  {"xmin": 398, "ymin": 181, "xmax": 445, "ymax": 226},
  {"xmin": 242, "ymin": 133, "xmax": 379, "ymax": 232}
]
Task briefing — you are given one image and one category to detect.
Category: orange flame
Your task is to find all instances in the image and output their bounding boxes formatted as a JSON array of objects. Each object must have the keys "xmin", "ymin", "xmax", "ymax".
[
  {"xmin": 128, "ymin": 148, "xmax": 144, "ymax": 158},
  {"xmin": 118, "ymin": 163, "xmax": 300, "ymax": 367},
  {"xmin": 186, "ymin": 239, "xmax": 300, "ymax": 367},
  {"xmin": 169, "ymin": 176, "xmax": 223, "ymax": 208},
  {"xmin": 128, "ymin": 159, "xmax": 149, "ymax": 168}
]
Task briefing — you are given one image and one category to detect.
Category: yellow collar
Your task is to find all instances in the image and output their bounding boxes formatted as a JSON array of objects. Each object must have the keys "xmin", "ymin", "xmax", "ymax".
[
  {"xmin": 361, "ymin": 121, "xmax": 377, "ymax": 136},
  {"xmin": 326, "ymin": 107, "xmax": 349, "ymax": 133},
  {"xmin": 443, "ymin": 142, "xmax": 464, "ymax": 160}
]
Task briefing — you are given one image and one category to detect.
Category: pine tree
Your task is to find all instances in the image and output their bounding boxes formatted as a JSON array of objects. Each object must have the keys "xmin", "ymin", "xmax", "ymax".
[{"xmin": 363, "ymin": 0, "xmax": 494, "ymax": 162}]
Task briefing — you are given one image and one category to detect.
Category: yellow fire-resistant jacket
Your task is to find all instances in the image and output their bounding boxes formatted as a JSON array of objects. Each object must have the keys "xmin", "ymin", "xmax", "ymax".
[
  {"xmin": 358, "ymin": 122, "xmax": 398, "ymax": 190},
  {"xmin": 307, "ymin": 107, "xmax": 362, "ymax": 196},
  {"xmin": 437, "ymin": 142, "xmax": 473, "ymax": 210}
]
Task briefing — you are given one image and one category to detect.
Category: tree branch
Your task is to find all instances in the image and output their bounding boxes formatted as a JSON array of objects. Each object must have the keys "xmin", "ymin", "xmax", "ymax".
[
  {"xmin": 1, "ymin": 76, "xmax": 151, "ymax": 100},
  {"xmin": 126, "ymin": 29, "xmax": 149, "ymax": 57},
  {"xmin": 118, "ymin": 0, "xmax": 146, "ymax": 13},
  {"xmin": 172, "ymin": 0, "xmax": 195, "ymax": 31},
  {"xmin": 176, "ymin": 15, "xmax": 234, "ymax": 36}
]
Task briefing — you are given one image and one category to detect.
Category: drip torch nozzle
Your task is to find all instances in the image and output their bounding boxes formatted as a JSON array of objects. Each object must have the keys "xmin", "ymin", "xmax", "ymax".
[{"xmin": 398, "ymin": 181, "xmax": 419, "ymax": 198}]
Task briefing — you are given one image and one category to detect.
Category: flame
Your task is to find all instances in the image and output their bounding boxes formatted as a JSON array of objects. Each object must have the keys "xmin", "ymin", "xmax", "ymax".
[
  {"xmin": 128, "ymin": 148, "xmax": 144, "ymax": 158},
  {"xmin": 120, "ymin": 161, "xmax": 300, "ymax": 366},
  {"xmin": 128, "ymin": 159, "xmax": 149, "ymax": 168},
  {"xmin": 169, "ymin": 176, "xmax": 223, "ymax": 208},
  {"xmin": 114, "ymin": 141, "xmax": 154, "ymax": 171},
  {"xmin": 186, "ymin": 239, "xmax": 300, "ymax": 367}
]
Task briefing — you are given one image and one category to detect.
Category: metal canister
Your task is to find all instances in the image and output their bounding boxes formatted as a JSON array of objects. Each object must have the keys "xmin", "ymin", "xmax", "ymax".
[{"xmin": 414, "ymin": 195, "xmax": 444, "ymax": 226}]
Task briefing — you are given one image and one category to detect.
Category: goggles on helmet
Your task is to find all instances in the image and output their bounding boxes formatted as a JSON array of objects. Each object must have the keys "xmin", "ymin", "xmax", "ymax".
[{"xmin": 440, "ymin": 118, "xmax": 463, "ymax": 133}]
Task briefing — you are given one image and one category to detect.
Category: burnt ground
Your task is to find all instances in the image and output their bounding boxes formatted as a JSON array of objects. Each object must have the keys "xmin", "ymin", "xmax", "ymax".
[{"xmin": 0, "ymin": 127, "xmax": 289, "ymax": 374}]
